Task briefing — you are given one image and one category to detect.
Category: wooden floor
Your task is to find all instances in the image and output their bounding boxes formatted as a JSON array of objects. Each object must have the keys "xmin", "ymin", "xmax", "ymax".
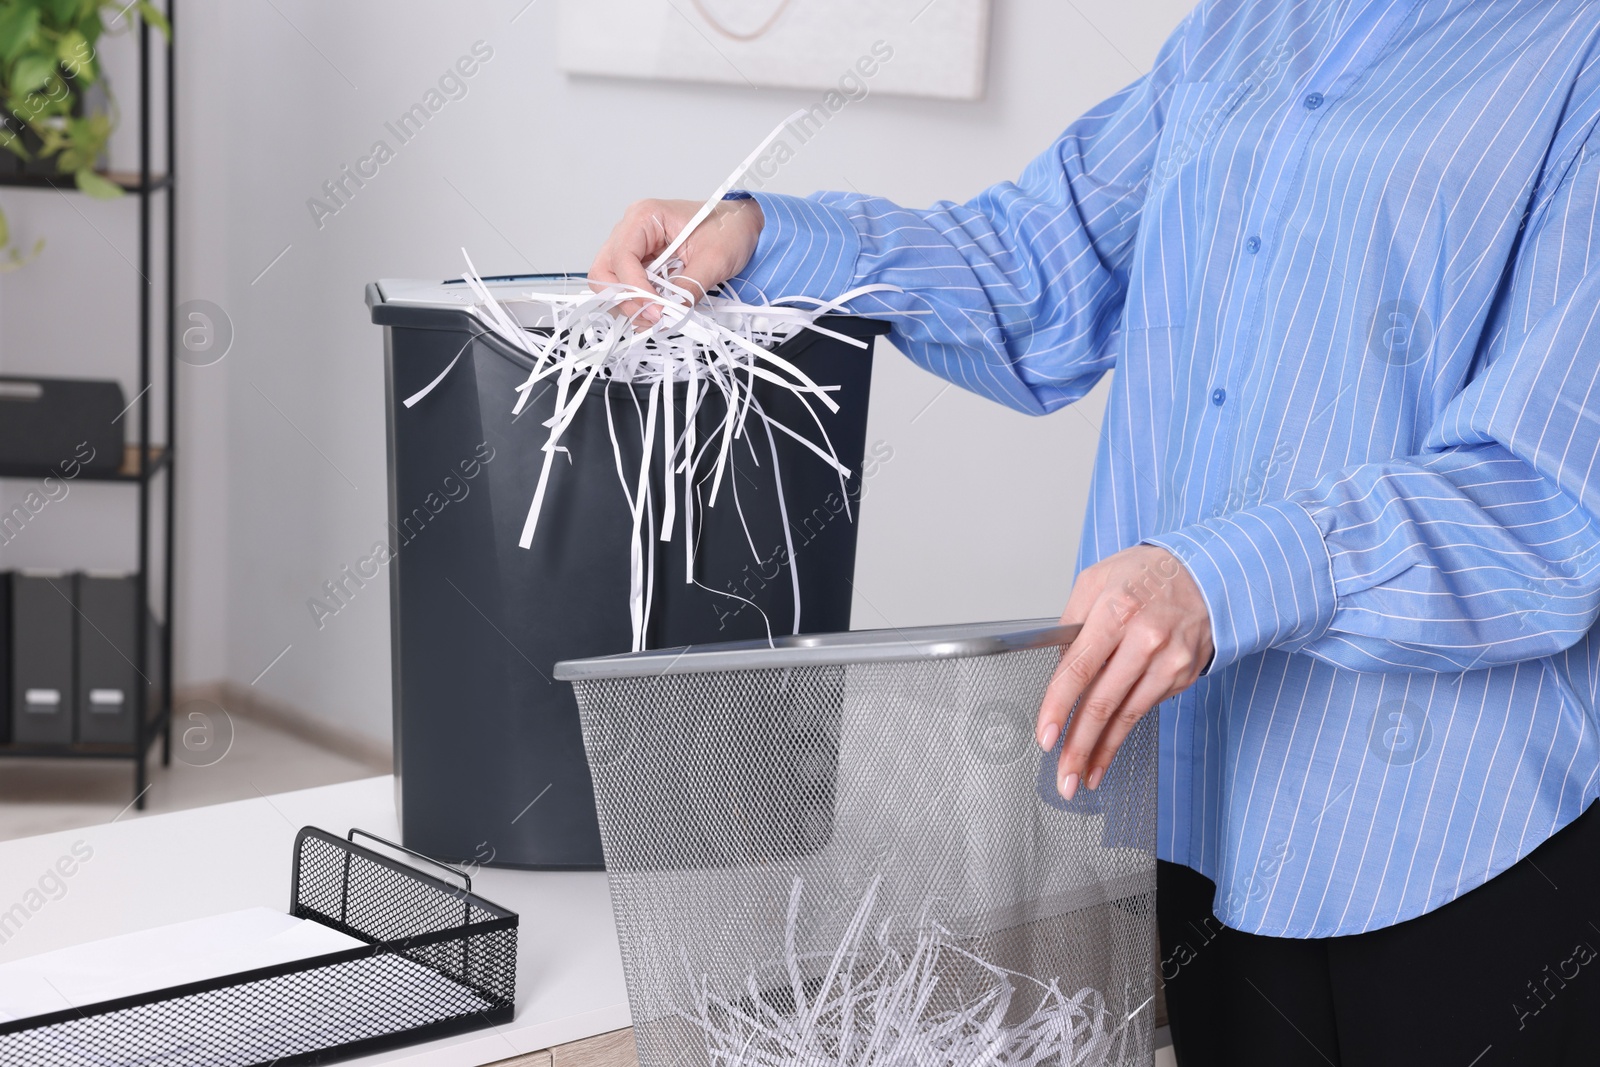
[
  {"xmin": 490, "ymin": 1027, "xmax": 638, "ymax": 1067},
  {"xmin": 485, "ymin": 1026, "xmax": 1179, "ymax": 1066}
]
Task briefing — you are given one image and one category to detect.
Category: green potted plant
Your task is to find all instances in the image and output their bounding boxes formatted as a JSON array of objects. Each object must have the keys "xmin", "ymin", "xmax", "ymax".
[{"xmin": 0, "ymin": 0, "xmax": 169, "ymax": 269}]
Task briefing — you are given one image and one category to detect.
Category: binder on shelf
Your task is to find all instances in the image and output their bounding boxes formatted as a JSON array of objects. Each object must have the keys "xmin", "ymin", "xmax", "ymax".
[
  {"xmin": 144, "ymin": 608, "xmax": 165, "ymax": 740},
  {"xmin": 76, "ymin": 574, "xmax": 139, "ymax": 746},
  {"xmin": 11, "ymin": 572, "xmax": 76, "ymax": 746},
  {"xmin": 0, "ymin": 378, "xmax": 125, "ymax": 476},
  {"xmin": 0, "ymin": 573, "xmax": 11, "ymax": 746}
]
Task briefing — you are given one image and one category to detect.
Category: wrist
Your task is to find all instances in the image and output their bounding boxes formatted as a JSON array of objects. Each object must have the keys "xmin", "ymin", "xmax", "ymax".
[
  {"xmin": 731, "ymin": 196, "xmax": 763, "ymax": 243},
  {"xmin": 705, "ymin": 196, "xmax": 764, "ymax": 272},
  {"xmin": 1143, "ymin": 499, "xmax": 1336, "ymax": 673},
  {"xmin": 724, "ymin": 191, "xmax": 860, "ymax": 303}
]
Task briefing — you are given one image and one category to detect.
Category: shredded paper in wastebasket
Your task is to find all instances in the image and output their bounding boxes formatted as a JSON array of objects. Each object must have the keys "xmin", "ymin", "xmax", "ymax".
[
  {"xmin": 410, "ymin": 113, "xmax": 910, "ymax": 651},
  {"xmin": 682, "ymin": 878, "xmax": 1123, "ymax": 1067}
]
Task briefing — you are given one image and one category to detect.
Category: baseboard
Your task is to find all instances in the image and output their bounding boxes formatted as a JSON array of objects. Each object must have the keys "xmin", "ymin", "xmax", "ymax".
[{"xmin": 173, "ymin": 681, "xmax": 392, "ymax": 772}]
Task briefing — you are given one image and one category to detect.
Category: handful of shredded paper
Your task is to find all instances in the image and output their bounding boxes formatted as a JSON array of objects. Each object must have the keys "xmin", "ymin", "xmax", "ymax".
[
  {"xmin": 409, "ymin": 113, "xmax": 910, "ymax": 650},
  {"xmin": 681, "ymin": 878, "xmax": 1122, "ymax": 1067}
]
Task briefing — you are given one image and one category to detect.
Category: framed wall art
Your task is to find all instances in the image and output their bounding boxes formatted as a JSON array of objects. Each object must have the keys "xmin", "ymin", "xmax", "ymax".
[{"xmin": 558, "ymin": 0, "xmax": 992, "ymax": 101}]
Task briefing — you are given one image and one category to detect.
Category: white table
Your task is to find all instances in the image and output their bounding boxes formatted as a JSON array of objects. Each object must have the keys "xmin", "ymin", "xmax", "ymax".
[{"xmin": 0, "ymin": 776, "xmax": 631, "ymax": 1066}]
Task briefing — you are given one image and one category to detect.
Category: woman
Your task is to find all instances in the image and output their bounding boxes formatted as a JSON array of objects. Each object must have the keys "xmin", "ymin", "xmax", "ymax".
[{"xmin": 591, "ymin": 1, "xmax": 1600, "ymax": 1062}]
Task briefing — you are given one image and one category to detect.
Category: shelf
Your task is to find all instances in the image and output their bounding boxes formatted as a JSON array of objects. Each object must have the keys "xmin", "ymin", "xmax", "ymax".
[
  {"xmin": 0, "ymin": 710, "xmax": 170, "ymax": 762},
  {"xmin": 0, "ymin": 170, "xmax": 171, "ymax": 194},
  {"xmin": 2, "ymin": 3, "xmax": 179, "ymax": 811},
  {"xmin": 0, "ymin": 445, "xmax": 170, "ymax": 483}
]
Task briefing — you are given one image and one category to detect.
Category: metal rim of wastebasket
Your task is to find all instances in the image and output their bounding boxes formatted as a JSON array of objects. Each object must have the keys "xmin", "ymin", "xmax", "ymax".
[{"xmin": 552, "ymin": 618, "xmax": 1080, "ymax": 680}]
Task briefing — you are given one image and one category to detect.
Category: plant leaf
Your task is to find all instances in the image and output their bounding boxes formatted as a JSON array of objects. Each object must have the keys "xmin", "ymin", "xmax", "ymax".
[
  {"xmin": 47, "ymin": 0, "xmax": 82, "ymax": 24},
  {"xmin": 1, "ymin": 239, "xmax": 47, "ymax": 272},
  {"xmin": 0, "ymin": 206, "xmax": 43, "ymax": 272},
  {"xmin": 0, "ymin": 125, "xmax": 28, "ymax": 160},
  {"xmin": 136, "ymin": 2, "xmax": 171, "ymax": 40},
  {"xmin": 79, "ymin": 9, "xmax": 104, "ymax": 45},
  {"xmin": 12, "ymin": 78, "xmax": 69, "ymax": 123},
  {"xmin": 11, "ymin": 52, "xmax": 59, "ymax": 95},
  {"xmin": 75, "ymin": 167, "xmax": 123, "ymax": 199},
  {"xmin": 57, "ymin": 30, "xmax": 93, "ymax": 80},
  {"xmin": 0, "ymin": 6, "xmax": 41, "ymax": 64}
]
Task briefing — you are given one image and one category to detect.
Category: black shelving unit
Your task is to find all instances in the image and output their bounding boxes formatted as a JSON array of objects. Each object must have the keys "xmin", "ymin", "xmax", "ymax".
[{"xmin": 0, "ymin": 4, "xmax": 177, "ymax": 809}]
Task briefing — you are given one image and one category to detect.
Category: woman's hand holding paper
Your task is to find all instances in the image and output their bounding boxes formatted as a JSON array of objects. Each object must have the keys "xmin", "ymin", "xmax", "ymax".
[{"xmin": 588, "ymin": 197, "xmax": 764, "ymax": 326}]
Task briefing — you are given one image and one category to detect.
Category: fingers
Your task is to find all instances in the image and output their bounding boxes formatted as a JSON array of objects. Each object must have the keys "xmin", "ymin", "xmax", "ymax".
[
  {"xmin": 1079, "ymin": 647, "xmax": 1194, "ymax": 790},
  {"xmin": 1032, "ymin": 543, "xmax": 1215, "ymax": 801},
  {"xmin": 589, "ymin": 248, "xmax": 653, "ymax": 325},
  {"xmin": 669, "ymin": 271, "xmax": 709, "ymax": 307},
  {"xmin": 1054, "ymin": 634, "xmax": 1149, "ymax": 799},
  {"xmin": 1037, "ymin": 630, "xmax": 1110, "ymax": 751},
  {"xmin": 614, "ymin": 213, "xmax": 669, "ymax": 326},
  {"xmin": 1035, "ymin": 567, "xmax": 1113, "ymax": 750},
  {"xmin": 587, "ymin": 198, "xmax": 764, "ymax": 328},
  {"xmin": 589, "ymin": 201, "xmax": 673, "ymax": 325}
]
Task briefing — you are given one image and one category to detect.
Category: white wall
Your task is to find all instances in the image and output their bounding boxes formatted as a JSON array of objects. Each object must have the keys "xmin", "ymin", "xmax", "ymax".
[{"xmin": 0, "ymin": 0, "xmax": 1192, "ymax": 749}]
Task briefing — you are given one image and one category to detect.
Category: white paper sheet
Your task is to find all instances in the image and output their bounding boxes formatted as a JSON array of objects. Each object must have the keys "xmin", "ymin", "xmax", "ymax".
[{"xmin": 0, "ymin": 907, "xmax": 365, "ymax": 1023}]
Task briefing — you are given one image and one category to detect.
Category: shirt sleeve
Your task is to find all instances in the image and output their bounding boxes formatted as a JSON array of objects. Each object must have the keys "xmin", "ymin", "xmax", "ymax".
[
  {"xmin": 1148, "ymin": 143, "xmax": 1600, "ymax": 675},
  {"xmin": 725, "ymin": 8, "xmax": 1201, "ymax": 415}
]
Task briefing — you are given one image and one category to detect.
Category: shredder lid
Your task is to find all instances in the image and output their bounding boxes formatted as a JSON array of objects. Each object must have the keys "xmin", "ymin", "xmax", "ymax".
[
  {"xmin": 552, "ymin": 618, "xmax": 1079, "ymax": 680},
  {"xmin": 370, "ymin": 275, "xmax": 898, "ymax": 338},
  {"xmin": 374, "ymin": 274, "xmax": 592, "ymax": 329}
]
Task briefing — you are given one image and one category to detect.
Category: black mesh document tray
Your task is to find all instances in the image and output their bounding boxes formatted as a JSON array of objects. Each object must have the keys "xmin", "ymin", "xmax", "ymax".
[{"xmin": 0, "ymin": 827, "xmax": 518, "ymax": 1066}]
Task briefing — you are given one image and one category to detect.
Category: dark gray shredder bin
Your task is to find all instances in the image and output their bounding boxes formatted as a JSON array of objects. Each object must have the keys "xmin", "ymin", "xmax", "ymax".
[{"xmin": 368, "ymin": 275, "xmax": 887, "ymax": 870}]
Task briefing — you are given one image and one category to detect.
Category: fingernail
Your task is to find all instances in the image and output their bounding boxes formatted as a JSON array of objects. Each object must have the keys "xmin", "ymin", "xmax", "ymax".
[
  {"xmin": 1039, "ymin": 722, "xmax": 1061, "ymax": 751},
  {"xmin": 1059, "ymin": 772, "xmax": 1079, "ymax": 802},
  {"xmin": 1086, "ymin": 767, "xmax": 1105, "ymax": 792}
]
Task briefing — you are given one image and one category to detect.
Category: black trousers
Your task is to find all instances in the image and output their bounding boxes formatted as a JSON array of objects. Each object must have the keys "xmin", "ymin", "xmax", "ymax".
[{"xmin": 1159, "ymin": 800, "xmax": 1600, "ymax": 1066}]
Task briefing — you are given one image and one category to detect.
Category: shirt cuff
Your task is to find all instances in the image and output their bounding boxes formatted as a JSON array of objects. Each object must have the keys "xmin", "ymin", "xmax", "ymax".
[
  {"xmin": 1144, "ymin": 499, "xmax": 1337, "ymax": 673},
  {"xmin": 725, "ymin": 191, "xmax": 861, "ymax": 303}
]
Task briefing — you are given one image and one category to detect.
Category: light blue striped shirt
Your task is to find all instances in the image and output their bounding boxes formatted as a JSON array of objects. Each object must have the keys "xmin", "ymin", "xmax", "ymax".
[{"xmin": 730, "ymin": 0, "xmax": 1600, "ymax": 937}]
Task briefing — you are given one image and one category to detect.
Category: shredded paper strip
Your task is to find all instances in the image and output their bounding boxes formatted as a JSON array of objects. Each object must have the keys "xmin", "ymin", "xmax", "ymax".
[
  {"xmin": 682, "ymin": 878, "xmax": 1125, "ymax": 1067},
  {"xmin": 415, "ymin": 114, "xmax": 912, "ymax": 650}
]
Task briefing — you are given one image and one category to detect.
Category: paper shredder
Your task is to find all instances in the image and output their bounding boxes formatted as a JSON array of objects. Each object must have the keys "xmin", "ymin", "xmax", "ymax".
[{"xmin": 369, "ymin": 275, "xmax": 886, "ymax": 869}]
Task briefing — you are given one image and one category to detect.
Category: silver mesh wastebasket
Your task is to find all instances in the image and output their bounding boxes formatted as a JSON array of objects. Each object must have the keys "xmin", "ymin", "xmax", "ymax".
[{"xmin": 556, "ymin": 620, "xmax": 1158, "ymax": 1067}]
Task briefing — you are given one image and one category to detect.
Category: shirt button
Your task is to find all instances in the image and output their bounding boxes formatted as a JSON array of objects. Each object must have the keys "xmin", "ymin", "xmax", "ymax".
[
  {"xmin": 1304, "ymin": 91, "xmax": 1325, "ymax": 110},
  {"xmin": 1212, "ymin": 388, "xmax": 1227, "ymax": 406},
  {"xmin": 1245, "ymin": 236, "xmax": 1261, "ymax": 254}
]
